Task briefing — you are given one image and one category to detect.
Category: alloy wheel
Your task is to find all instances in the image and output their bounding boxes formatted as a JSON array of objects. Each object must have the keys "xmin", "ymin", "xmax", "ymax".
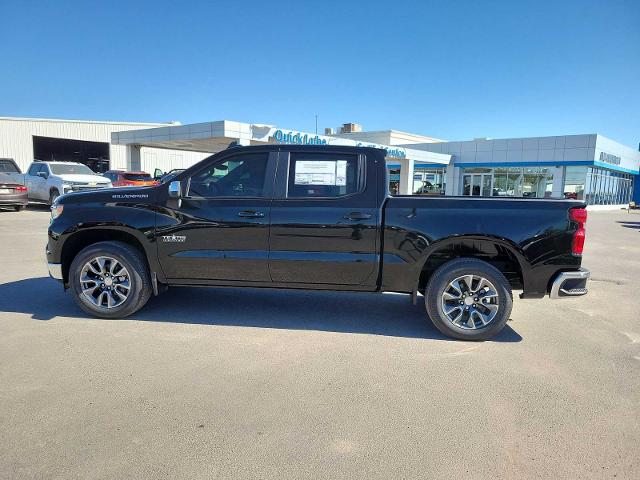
[
  {"xmin": 440, "ymin": 274, "xmax": 500, "ymax": 330},
  {"xmin": 79, "ymin": 256, "xmax": 131, "ymax": 309}
]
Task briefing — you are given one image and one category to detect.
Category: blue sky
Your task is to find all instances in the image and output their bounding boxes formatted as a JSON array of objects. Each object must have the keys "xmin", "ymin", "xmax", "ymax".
[{"xmin": 1, "ymin": 0, "xmax": 638, "ymax": 146}]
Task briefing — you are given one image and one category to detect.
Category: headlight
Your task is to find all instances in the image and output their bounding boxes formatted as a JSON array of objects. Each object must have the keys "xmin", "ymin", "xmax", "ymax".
[{"xmin": 50, "ymin": 204, "xmax": 64, "ymax": 220}]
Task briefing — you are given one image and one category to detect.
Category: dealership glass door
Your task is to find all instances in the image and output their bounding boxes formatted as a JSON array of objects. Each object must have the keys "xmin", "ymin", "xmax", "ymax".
[{"xmin": 463, "ymin": 174, "xmax": 493, "ymax": 196}]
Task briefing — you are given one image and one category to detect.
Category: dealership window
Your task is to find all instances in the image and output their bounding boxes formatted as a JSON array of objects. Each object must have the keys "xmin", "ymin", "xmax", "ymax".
[
  {"xmin": 563, "ymin": 166, "xmax": 587, "ymax": 200},
  {"xmin": 580, "ymin": 167, "xmax": 633, "ymax": 205},
  {"xmin": 412, "ymin": 168, "xmax": 446, "ymax": 195},
  {"xmin": 461, "ymin": 168, "xmax": 491, "ymax": 196},
  {"xmin": 388, "ymin": 169, "xmax": 400, "ymax": 195},
  {"xmin": 462, "ymin": 167, "xmax": 553, "ymax": 197},
  {"xmin": 388, "ymin": 167, "xmax": 446, "ymax": 195},
  {"xmin": 522, "ymin": 167, "xmax": 553, "ymax": 198}
]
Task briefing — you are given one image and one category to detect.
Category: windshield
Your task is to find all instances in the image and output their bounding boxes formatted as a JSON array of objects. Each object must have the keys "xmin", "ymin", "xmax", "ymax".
[{"xmin": 49, "ymin": 163, "xmax": 96, "ymax": 175}]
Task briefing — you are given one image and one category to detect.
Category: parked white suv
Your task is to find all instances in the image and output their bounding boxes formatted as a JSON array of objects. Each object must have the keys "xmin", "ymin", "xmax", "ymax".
[{"xmin": 9, "ymin": 161, "xmax": 112, "ymax": 204}]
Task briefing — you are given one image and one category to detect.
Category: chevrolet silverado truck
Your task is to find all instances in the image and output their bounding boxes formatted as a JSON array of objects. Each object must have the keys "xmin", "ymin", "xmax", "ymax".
[
  {"xmin": 5, "ymin": 161, "xmax": 111, "ymax": 205},
  {"xmin": 46, "ymin": 145, "xmax": 590, "ymax": 340}
]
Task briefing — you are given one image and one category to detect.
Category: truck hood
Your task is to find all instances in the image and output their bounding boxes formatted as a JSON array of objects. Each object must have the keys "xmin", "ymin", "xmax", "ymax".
[
  {"xmin": 58, "ymin": 185, "xmax": 159, "ymax": 205},
  {"xmin": 57, "ymin": 174, "xmax": 111, "ymax": 184}
]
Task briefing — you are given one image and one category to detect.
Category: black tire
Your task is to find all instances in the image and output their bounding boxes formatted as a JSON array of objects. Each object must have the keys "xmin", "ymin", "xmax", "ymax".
[
  {"xmin": 14, "ymin": 205, "xmax": 26, "ymax": 211},
  {"xmin": 69, "ymin": 241, "xmax": 152, "ymax": 319},
  {"xmin": 425, "ymin": 258, "xmax": 513, "ymax": 341},
  {"xmin": 49, "ymin": 190, "xmax": 60, "ymax": 206}
]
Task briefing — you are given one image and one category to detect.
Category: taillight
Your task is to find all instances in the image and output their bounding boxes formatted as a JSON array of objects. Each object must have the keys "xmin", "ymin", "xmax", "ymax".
[
  {"xmin": 15, "ymin": 185, "xmax": 27, "ymax": 192},
  {"xmin": 569, "ymin": 207, "xmax": 587, "ymax": 256}
]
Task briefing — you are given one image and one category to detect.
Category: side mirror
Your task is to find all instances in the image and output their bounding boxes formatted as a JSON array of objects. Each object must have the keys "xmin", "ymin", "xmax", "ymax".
[
  {"xmin": 37, "ymin": 171, "xmax": 48, "ymax": 179},
  {"xmin": 168, "ymin": 180, "xmax": 181, "ymax": 198}
]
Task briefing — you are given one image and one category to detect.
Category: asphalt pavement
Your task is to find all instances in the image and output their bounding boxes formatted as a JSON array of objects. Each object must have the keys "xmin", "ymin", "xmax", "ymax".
[{"xmin": 0, "ymin": 205, "xmax": 638, "ymax": 479}]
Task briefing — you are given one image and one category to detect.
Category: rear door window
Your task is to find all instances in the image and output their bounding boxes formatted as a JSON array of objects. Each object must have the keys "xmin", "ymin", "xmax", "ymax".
[{"xmin": 287, "ymin": 153, "xmax": 361, "ymax": 198}]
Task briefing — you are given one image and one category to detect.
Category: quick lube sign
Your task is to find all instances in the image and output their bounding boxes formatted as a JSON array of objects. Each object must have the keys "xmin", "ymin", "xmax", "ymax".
[
  {"xmin": 272, "ymin": 129, "xmax": 328, "ymax": 145},
  {"xmin": 271, "ymin": 129, "xmax": 407, "ymax": 158}
]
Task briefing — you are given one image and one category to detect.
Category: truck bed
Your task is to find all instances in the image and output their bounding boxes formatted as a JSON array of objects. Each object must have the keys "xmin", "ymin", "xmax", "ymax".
[{"xmin": 381, "ymin": 195, "xmax": 584, "ymax": 297}]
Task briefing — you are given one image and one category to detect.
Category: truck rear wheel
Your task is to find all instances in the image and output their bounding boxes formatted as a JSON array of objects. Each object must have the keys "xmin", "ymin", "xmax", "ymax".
[
  {"xmin": 424, "ymin": 258, "xmax": 512, "ymax": 341},
  {"xmin": 69, "ymin": 241, "xmax": 152, "ymax": 319}
]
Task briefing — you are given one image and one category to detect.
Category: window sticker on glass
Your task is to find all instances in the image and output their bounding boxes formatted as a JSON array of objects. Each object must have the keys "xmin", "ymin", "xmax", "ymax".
[{"xmin": 294, "ymin": 160, "xmax": 344, "ymax": 186}]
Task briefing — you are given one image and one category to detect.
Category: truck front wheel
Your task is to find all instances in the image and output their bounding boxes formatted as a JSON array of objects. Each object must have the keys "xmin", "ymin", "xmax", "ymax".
[
  {"xmin": 424, "ymin": 258, "xmax": 513, "ymax": 341},
  {"xmin": 69, "ymin": 241, "xmax": 152, "ymax": 319}
]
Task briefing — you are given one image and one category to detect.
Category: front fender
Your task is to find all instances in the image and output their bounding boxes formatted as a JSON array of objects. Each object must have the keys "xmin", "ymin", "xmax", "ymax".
[{"xmin": 47, "ymin": 201, "xmax": 162, "ymax": 283}]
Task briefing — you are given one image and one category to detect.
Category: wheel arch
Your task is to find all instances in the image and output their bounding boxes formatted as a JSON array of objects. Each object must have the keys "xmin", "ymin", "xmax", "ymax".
[
  {"xmin": 416, "ymin": 235, "xmax": 528, "ymax": 293},
  {"xmin": 60, "ymin": 227, "xmax": 152, "ymax": 285}
]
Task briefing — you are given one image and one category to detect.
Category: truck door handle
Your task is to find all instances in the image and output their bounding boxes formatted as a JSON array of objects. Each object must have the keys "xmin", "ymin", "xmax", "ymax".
[
  {"xmin": 238, "ymin": 210, "xmax": 265, "ymax": 218},
  {"xmin": 343, "ymin": 212, "xmax": 372, "ymax": 221}
]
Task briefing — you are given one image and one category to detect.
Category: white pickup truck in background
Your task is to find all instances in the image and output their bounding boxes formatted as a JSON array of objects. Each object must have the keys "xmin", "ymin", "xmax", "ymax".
[{"xmin": 2, "ymin": 160, "xmax": 112, "ymax": 205}]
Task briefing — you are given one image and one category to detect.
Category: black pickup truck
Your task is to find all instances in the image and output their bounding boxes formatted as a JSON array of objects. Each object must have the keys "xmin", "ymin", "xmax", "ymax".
[{"xmin": 46, "ymin": 145, "xmax": 590, "ymax": 340}]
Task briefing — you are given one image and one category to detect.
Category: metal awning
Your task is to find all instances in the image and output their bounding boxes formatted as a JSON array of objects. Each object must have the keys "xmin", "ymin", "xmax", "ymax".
[{"xmin": 112, "ymin": 120, "xmax": 451, "ymax": 165}]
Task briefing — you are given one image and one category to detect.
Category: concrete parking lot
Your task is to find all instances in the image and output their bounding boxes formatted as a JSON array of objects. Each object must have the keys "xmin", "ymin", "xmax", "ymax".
[{"xmin": 0, "ymin": 206, "xmax": 639, "ymax": 479}]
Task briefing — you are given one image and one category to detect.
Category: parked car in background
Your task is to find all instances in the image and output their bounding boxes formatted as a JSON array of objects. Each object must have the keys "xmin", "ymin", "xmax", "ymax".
[
  {"xmin": 0, "ymin": 158, "xmax": 21, "ymax": 175},
  {"xmin": 103, "ymin": 170, "xmax": 158, "ymax": 187},
  {"xmin": 0, "ymin": 172, "xmax": 28, "ymax": 211},
  {"xmin": 4, "ymin": 161, "xmax": 112, "ymax": 205}
]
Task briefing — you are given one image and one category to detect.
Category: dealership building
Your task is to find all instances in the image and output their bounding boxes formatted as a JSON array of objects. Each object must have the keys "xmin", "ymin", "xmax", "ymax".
[{"xmin": 1, "ymin": 116, "xmax": 638, "ymax": 208}]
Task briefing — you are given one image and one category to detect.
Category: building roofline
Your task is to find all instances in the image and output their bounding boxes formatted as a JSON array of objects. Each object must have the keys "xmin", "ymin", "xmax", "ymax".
[
  {"xmin": 438, "ymin": 133, "xmax": 598, "ymax": 142},
  {"xmin": 0, "ymin": 116, "xmax": 179, "ymax": 127},
  {"xmin": 372, "ymin": 128, "xmax": 444, "ymax": 138},
  {"xmin": 336, "ymin": 129, "xmax": 445, "ymax": 142}
]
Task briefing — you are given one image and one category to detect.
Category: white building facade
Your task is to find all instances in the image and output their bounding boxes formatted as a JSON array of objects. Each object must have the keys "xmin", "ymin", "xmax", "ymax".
[
  {"xmin": 0, "ymin": 117, "xmax": 209, "ymax": 174},
  {"xmin": 412, "ymin": 134, "xmax": 640, "ymax": 207},
  {"xmin": 1, "ymin": 116, "xmax": 637, "ymax": 208}
]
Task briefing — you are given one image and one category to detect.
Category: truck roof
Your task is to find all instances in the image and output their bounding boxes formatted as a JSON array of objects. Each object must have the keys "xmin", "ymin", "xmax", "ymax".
[{"xmin": 224, "ymin": 144, "xmax": 387, "ymax": 154}]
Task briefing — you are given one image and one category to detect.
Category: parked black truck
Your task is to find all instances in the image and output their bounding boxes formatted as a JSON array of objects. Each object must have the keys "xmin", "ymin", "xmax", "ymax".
[{"xmin": 46, "ymin": 145, "xmax": 590, "ymax": 340}]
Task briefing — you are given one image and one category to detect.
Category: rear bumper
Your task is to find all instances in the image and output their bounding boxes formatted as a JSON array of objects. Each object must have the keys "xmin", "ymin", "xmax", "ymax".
[
  {"xmin": 549, "ymin": 268, "xmax": 590, "ymax": 299},
  {"xmin": 0, "ymin": 193, "xmax": 28, "ymax": 206}
]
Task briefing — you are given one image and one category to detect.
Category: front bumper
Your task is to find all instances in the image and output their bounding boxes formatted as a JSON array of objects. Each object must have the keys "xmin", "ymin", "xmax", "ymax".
[
  {"xmin": 47, "ymin": 262, "xmax": 63, "ymax": 280},
  {"xmin": 549, "ymin": 268, "xmax": 590, "ymax": 299}
]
